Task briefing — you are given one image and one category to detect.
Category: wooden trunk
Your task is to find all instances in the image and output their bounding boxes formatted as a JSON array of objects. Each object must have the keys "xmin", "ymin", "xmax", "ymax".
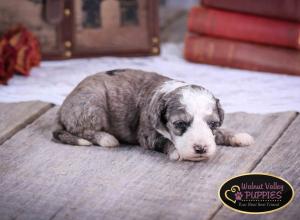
[{"xmin": 0, "ymin": 0, "xmax": 160, "ymax": 60}]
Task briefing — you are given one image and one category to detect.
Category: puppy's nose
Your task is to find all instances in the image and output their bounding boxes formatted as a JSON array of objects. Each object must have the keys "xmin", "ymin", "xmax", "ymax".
[{"xmin": 194, "ymin": 145, "xmax": 207, "ymax": 154}]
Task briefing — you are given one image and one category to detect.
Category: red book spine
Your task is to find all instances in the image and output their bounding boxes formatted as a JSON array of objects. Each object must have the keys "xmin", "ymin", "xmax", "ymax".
[
  {"xmin": 184, "ymin": 35, "xmax": 300, "ymax": 76},
  {"xmin": 202, "ymin": 0, "xmax": 300, "ymax": 22},
  {"xmin": 188, "ymin": 7, "xmax": 300, "ymax": 49}
]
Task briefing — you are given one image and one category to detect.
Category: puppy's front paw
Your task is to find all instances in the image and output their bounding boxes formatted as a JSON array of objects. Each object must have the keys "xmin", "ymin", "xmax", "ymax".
[
  {"xmin": 230, "ymin": 133, "xmax": 254, "ymax": 147},
  {"xmin": 97, "ymin": 133, "xmax": 120, "ymax": 148},
  {"xmin": 78, "ymin": 138, "xmax": 93, "ymax": 146},
  {"xmin": 168, "ymin": 149, "xmax": 181, "ymax": 161}
]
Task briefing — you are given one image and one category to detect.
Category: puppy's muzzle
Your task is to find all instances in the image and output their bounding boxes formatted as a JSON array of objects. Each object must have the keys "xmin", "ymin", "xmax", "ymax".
[{"xmin": 193, "ymin": 144, "xmax": 207, "ymax": 154}]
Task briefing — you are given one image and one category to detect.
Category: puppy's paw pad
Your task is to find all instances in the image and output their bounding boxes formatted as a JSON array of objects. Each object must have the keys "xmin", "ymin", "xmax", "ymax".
[
  {"xmin": 169, "ymin": 150, "xmax": 180, "ymax": 161},
  {"xmin": 231, "ymin": 133, "xmax": 254, "ymax": 147},
  {"xmin": 99, "ymin": 135, "xmax": 120, "ymax": 148}
]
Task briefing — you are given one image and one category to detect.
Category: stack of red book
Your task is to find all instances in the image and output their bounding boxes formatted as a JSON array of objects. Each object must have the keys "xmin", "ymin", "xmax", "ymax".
[{"xmin": 184, "ymin": 0, "xmax": 300, "ymax": 76}]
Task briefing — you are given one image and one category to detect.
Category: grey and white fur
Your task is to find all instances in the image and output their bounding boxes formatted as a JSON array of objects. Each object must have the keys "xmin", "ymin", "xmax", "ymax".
[{"xmin": 53, "ymin": 69, "xmax": 254, "ymax": 161}]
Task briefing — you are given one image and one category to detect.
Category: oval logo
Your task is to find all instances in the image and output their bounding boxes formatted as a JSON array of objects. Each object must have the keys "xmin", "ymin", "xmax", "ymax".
[{"xmin": 219, "ymin": 173, "xmax": 294, "ymax": 214}]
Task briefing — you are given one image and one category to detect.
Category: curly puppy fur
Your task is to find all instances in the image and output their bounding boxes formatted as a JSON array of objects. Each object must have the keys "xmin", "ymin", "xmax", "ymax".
[{"xmin": 53, "ymin": 69, "xmax": 254, "ymax": 161}]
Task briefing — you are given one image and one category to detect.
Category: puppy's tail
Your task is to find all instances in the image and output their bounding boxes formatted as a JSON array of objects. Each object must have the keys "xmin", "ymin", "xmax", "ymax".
[{"xmin": 52, "ymin": 121, "xmax": 92, "ymax": 146}]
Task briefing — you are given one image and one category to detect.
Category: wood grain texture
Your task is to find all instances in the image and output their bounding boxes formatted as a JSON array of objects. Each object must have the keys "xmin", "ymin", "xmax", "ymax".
[
  {"xmin": 212, "ymin": 114, "xmax": 300, "ymax": 220},
  {"xmin": 0, "ymin": 101, "xmax": 53, "ymax": 145},
  {"xmin": 160, "ymin": 7, "xmax": 186, "ymax": 30},
  {"xmin": 0, "ymin": 107, "xmax": 296, "ymax": 220},
  {"xmin": 161, "ymin": 10, "xmax": 187, "ymax": 42}
]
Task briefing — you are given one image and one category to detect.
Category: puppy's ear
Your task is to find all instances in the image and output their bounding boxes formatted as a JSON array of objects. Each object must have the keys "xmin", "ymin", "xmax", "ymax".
[
  {"xmin": 150, "ymin": 95, "xmax": 171, "ymax": 140},
  {"xmin": 216, "ymin": 99, "xmax": 224, "ymax": 126}
]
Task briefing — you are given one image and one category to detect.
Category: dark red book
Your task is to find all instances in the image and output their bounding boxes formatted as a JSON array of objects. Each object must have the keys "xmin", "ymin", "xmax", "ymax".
[
  {"xmin": 184, "ymin": 35, "xmax": 300, "ymax": 76},
  {"xmin": 202, "ymin": 0, "xmax": 300, "ymax": 22},
  {"xmin": 188, "ymin": 7, "xmax": 300, "ymax": 49}
]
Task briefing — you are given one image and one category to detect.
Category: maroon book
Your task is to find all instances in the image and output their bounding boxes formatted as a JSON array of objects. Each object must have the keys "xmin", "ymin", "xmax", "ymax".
[
  {"xmin": 202, "ymin": 0, "xmax": 300, "ymax": 22},
  {"xmin": 188, "ymin": 7, "xmax": 300, "ymax": 49},
  {"xmin": 184, "ymin": 35, "xmax": 300, "ymax": 76}
]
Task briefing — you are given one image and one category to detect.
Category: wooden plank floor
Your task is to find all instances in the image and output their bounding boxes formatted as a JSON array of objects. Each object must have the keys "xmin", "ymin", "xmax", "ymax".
[
  {"xmin": 0, "ymin": 102, "xmax": 299, "ymax": 220},
  {"xmin": 0, "ymin": 101, "xmax": 53, "ymax": 145},
  {"xmin": 212, "ymin": 115, "xmax": 300, "ymax": 220}
]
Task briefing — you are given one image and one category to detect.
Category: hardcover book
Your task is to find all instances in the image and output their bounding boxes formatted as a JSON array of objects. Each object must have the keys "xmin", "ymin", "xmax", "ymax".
[
  {"xmin": 184, "ymin": 35, "xmax": 300, "ymax": 76},
  {"xmin": 202, "ymin": 0, "xmax": 300, "ymax": 22},
  {"xmin": 188, "ymin": 7, "xmax": 300, "ymax": 49}
]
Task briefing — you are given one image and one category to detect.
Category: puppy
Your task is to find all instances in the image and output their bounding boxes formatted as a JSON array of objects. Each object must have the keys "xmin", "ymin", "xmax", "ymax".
[{"xmin": 53, "ymin": 69, "xmax": 254, "ymax": 161}]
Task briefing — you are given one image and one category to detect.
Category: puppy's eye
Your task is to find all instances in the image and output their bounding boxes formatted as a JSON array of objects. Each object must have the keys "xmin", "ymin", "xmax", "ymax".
[
  {"xmin": 208, "ymin": 121, "xmax": 219, "ymax": 130},
  {"xmin": 173, "ymin": 120, "xmax": 188, "ymax": 130}
]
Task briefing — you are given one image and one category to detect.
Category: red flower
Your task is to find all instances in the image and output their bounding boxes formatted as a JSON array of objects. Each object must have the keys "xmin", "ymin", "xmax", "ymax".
[
  {"xmin": 0, "ymin": 26, "xmax": 41, "ymax": 85},
  {"xmin": 0, "ymin": 39, "xmax": 17, "ymax": 84}
]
